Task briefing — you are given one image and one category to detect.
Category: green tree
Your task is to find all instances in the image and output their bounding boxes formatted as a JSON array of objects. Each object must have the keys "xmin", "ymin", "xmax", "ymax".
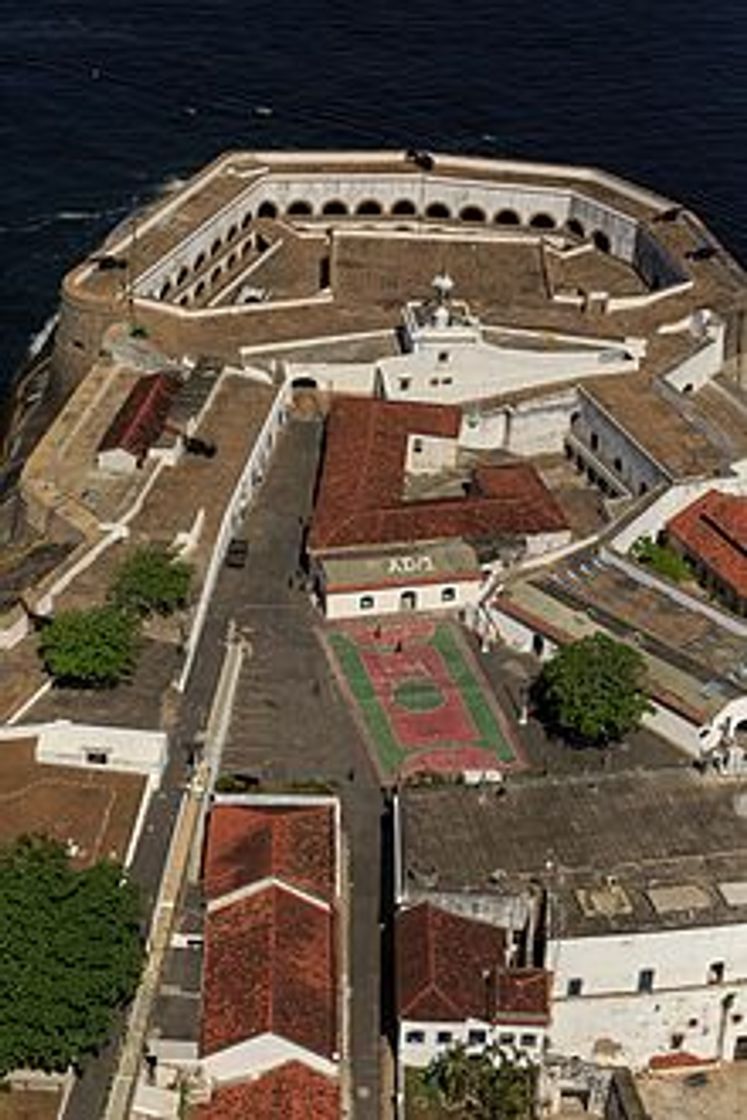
[
  {"xmin": 0, "ymin": 836, "xmax": 143, "ymax": 1075},
  {"xmin": 426, "ymin": 1044, "xmax": 535, "ymax": 1119},
  {"xmin": 533, "ymin": 632, "xmax": 651, "ymax": 745},
  {"xmin": 39, "ymin": 605, "xmax": 139, "ymax": 687},
  {"xmin": 631, "ymin": 535, "xmax": 691, "ymax": 583},
  {"xmin": 111, "ymin": 546, "xmax": 192, "ymax": 617}
]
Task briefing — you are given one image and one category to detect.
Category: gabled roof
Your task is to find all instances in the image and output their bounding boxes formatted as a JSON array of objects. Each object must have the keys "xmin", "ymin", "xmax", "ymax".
[
  {"xmin": 204, "ymin": 805, "xmax": 336, "ymax": 904},
  {"xmin": 396, "ymin": 902, "xmax": 549, "ymax": 1024},
  {"xmin": 309, "ymin": 396, "xmax": 567, "ymax": 553},
  {"xmin": 667, "ymin": 489, "xmax": 747, "ymax": 598},
  {"xmin": 201, "ymin": 885, "xmax": 336, "ymax": 1059},
  {"xmin": 98, "ymin": 370, "xmax": 179, "ymax": 459},
  {"xmin": 194, "ymin": 1062, "xmax": 340, "ymax": 1120}
]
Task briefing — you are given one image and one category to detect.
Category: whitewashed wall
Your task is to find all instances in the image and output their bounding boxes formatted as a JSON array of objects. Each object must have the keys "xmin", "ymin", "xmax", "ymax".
[
  {"xmin": 325, "ymin": 577, "xmax": 481, "ymax": 620},
  {"xmin": 400, "ymin": 1017, "xmax": 546, "ymax": 1069},
  {"xmin": 548, "ymin": 923, "xmax": 747, "ymax": 1068},
  {"xmin": 36, "ymin": 721, "xmax": 167, "ymax": 788}
]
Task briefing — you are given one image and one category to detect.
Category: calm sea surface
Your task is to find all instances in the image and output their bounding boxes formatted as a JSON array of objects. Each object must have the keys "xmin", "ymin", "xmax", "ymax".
[{"xmin": 2, "ymin": 0, "xmax": 747, "ymax": 393}]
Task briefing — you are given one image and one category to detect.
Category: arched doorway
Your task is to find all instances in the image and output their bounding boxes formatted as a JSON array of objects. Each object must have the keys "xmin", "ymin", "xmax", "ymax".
[
  {"xmin": 287, "ymin": 199, "xmax": 313, "ymax": 217},
  {"xmin": 593, "ymin": 229, "xmax": 611, "ymax": 253},
  {"xmin": 399, "ymin": 590, "xmax": 417, "ymax": 611},
  {"xmin": 356, "ymin": 199, "xmax": 383, "ymax": 216},
  {"xmin": 425, "ymin": 202, "xmax": 451, "ymax": 220},
  {"xmin": 392, "ymin": 199, "xmax": 417, "ymax": 216},
  {"xmin": 567, "ymin": 218, "xmax": 585, "ymax": 239},
  {"xmin": 322, "ymin": 199, "xmax": 348, "ymax": 216},
  {"xmin": 530, "ymin": 212, "xmax": 556, "ymax": 230},
  {"xmin": 460, "ymin": 205, "xmax": 487, "ymax": 223},
  {"xmin": 257, "ymin": 200, "xmax": 278, "ymax": 219},
  {"xmin": 494, "ymin": 208, "xmax": 520, "ymax": 226}
]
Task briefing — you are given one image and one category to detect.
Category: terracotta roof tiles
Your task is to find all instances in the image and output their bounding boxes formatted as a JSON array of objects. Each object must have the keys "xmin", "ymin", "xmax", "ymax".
[
  {"xmin": 98, "ymin": 371, "xmax": 179, "ymax": 459},
  {"xmin": 201, "ymin": 885, "xmax": 336, "ymax": 1058},
  {"xmin": 194, "ymin": 1062, "xmax": 340, "ymax": 1120},
  {"xmin": 667, "ymin": 489, "xmax": 747, "ymax": 598},
  {"xmin": 310, "ymin": 396, "xmax": 567, "ymax": 552},
  {"xmin": 396, "ymin": 902, "xmax": 549, "ymax": 1024},
  {"xmin": 204, "ymin": 805, "xmax": 336, "ymax": 903}
]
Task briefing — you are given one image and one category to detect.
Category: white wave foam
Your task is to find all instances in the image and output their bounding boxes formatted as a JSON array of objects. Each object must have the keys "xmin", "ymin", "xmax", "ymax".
[{"xmin": 28, "ymin": 312, "xmax": 59, "ymax": 357}]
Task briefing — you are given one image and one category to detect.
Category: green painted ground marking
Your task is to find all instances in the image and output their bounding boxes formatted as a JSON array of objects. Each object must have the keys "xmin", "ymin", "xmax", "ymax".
[
  {"xmin": 327, "ymin": 632, "xmax": 405, "ymax": 772},
  {"xmin": 394, "ymin": 678, "xmax": 444, "ymax": 712},
  {"xmin": 431, "ymin": 624, "xmax": 516, "ymax": 762}
]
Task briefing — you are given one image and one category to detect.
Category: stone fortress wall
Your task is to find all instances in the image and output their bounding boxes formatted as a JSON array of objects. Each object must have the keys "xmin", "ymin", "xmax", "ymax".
[{"xmin": 52, "ymin": 150, "xmax": 747, "ymax": 394}]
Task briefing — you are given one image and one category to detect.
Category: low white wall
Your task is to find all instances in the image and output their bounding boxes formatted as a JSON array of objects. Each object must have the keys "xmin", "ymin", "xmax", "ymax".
[
  {"xmin": 325, "ymin": 578, "xmax": 481, "ymax": 620},
  {"xmin": 288, "ymin": 361, "xmax": 376, "ymax": 394},
  {"xmin": 406, "ymin": 433, "xmax": 458, "ymax": 474},
  {"xmin": 35, "ymin": 721, "xmax": 167, "ymax": 788},
  {"xmin": 176, "ymin": 379, "xmax": 291, "ymax": 691},
  {"xmin": 663, "ymin": 325, "xmax": 725, "ymax": 393}
]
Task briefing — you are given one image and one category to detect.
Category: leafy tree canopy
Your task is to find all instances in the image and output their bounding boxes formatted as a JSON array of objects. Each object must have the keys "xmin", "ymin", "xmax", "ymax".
[
  {"xmin": 532, "ymin": 632, "xmax": 651, "ymax": 746},
  {"xmin": 0, "ymin": 836, "xmax": 143, "ymax": 1075},
  {"xmin": 425, "ymin": 1043, "xmax": 535, "ymax": 1120},
  {"xmin": 111, "ymin": 546, "xmax": 192, "ymax": 617},
  {"xmin": 39, "ymin": 605, "xmax": 138, "ymax": 688},
  {"xmin": 631, "ymin": 535, "xmax": 691, "ymax": 583}
]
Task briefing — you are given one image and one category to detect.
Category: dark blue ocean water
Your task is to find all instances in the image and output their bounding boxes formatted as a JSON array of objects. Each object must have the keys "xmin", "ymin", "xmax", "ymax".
[{"xmin": 2, "ymin": 1, "xmax": 747, "ymax": 395}]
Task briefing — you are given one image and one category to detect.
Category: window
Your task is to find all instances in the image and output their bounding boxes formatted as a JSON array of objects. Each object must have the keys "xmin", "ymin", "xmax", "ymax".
[
  {"xmin": 590, "ymin": 432, "xmax": 599, "ymax": 451},
  {"xmin": 638, "ymin": 968, "xmax": 655, "ymax": 993},
  {"xmin": 567, "ymin": 978, "xmax": 583, "ymax": 998},
  {"xmin": 413, "ymin": 438, "xmax": 423, "ymax": 454},
  {"xmin": 709, "ymin": 961, "xmax": 725, "ymax": 984},
  {"xmin": 438, "ymin": 351, "xmax": 450, "ymax": 363},
  {"xmin": 399, "ymin": 377, "xmax": 411, "ymax": 391},
  {"xmin": 688, "ymin": 1017, "xmax": 699, "ymax": 1028},
  {"xmin": 639, "ymin": 481, "xmax": 649, "ymax": 496},
  {"xmin": 359, "ymin": 595, "xmax": 375, "ymax": 611},
  {"xmin": 441, "ymin": 587, "xmax": 457, "ymax": 603},
  {"xmin": 498, "ymin": 1033, "xmax": 515, "ymax": 1046},
  {"xmin": 613, "ymin": 457, "xmax": 623, "ymax": 473},
  {"xmin": 671, "ymin": 1032, "xmax": 685, "ymax": 1050},
  {"xmin": 405, "ymin": 1030, "xmax": 425, "ymax": 1045},
  {"xmin": 468, "ymin": 1029, "xmax": 487, "ymax": 1046},
  {"xmin": 436, "ymin": 1030, "xmax": 453, "ymax": 1045},
  {"xmin": 429, "ymin": 377, "xmax": 439, "ymax": 386},
  {"xmin": 85, "ymin": 750, "xmax": 108, "ymax": 766},
  {"xmin": 520, "ymin": 1034, "xmax": 537, "ymax": 1048},
  {"xmin": 442, "ymin": 376, "xmax": 453, "ymax": 385}
]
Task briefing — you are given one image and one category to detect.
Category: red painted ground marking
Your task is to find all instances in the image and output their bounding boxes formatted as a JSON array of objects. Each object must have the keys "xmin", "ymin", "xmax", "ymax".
[
  {"xmin": 401, "ymin": 745, "xmax": 501, "ymax": 777},
  {"xmin": 360, "ymin": 645, "xmax": 477, "ymax": 749}
]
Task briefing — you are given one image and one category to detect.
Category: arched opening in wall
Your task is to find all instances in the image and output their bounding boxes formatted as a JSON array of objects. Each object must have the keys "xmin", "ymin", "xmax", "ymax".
[
  {"xmin": 241, "ymin": 238, "xmax": 253, "ymax": 258},
  {"xmin": 241, "ymin": 211, "xmax": 253, "ymax": 229},
  {"xmin": 210, "ymin": 238, "xmax": 222, "ymax": 258},
  {"xmin": 529, "ymin": 212, "xmax": 556, "ymax": 230},
  {"xmin": 256, "ymin": 233, "xmax": 270, "ymax": 253},
  {"xmin": 227, "ymin": 251, "xmax": 237, "ymax": 269},
  {"xmin": 425, "ymin": 202, "xmax": 451, "ymax": 220},
  {"xmin": 159, "ymin": 280, "xmax": 172, "ymax": 300},
  {"xmin": 194, "ymin": 252, "xmax": 206, "ymax": 271},
  {"xmin": 392, "ymin": 199, "xmax": 417, "ymax": 216},
  {"xmin": 287, "ymin": 199, "xmax": 313, "ymax": 217},
  {"xmin": 178, "ymin": 294, "xmax": 190, "ymax": 307},
  {"xmin": 356, "ymin": 199, "xmax": 383, "ymax": 216},
  {"xmin": 459, "ymin": 205, "xmax": 487, "ymax": 223},
  {"xmin": 226, "ymin": 224, "xmax": 238, "ymax": 243},
  {"xmin": 211, "ymin": 266, "xmax": 223, "ymax": 285},
  {"xmin": 532, "ymin": 633, "xmax": 545, "ymax": 657},
  {"xmin": 194, "ymin": 280, "xmax": 206, "ymax": 299},
  {"xmin": 176, "ymin": 266, "xmax": 189, "ymax": 286},
  {"xmin": 322, "ymin": 199, "xmax": 348, "ymax": 216},
  {"xmin": 257, "ymin": 200, "xmax": 278, "ymax": 219},
  {"xmin": 291, "ymin": 376, "xmax": 319, "ymax": 390},
  {"xmin": 593, "ymin": 230, "xmax": 611, "ymax": 253},
  {"xmin": 494, "ymin": 208, "xmax": 520, "ymax": 226},
  {"xmin": 567, "ymin": 218, "xmax": 585, "ymax": 239}
]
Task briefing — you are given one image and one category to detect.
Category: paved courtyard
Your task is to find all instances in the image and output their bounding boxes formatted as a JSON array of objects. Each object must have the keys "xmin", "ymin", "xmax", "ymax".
[{"xmin": 325, "ymin": 617, "xmax": 524, "ymax": 779}]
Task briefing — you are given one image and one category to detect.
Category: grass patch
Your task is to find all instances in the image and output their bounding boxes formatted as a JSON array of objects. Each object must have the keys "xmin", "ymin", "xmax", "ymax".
[
  {"xmin": 328, "ymin": 632, "xmax": 405, "ymax": 772},
  {"xmin": 631, "ymin": 536, "xmax": 693, "ymax": 583},
  {"xmin": 432, "ymin": 625, "xmax": 516, "ymax": 762}
]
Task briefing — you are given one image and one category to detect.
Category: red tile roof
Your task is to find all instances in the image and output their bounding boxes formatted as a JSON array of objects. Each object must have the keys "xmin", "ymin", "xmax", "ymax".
[
  {"xmin": 98, "ymin": 371, "xmax": 179, "ymax": 460},
  {"xmin": 194, "ymin": 1062, "xmax": 340, "ymax": 1120},
  {"xmin": 667, "ymin": 489, "xmax": 747, "ymax": 598},
  {"xmin": 204, "ymin": 805, "xmax": 335, "ymax": 904},
  {"xmin": 309, "ymin": 397, "xmax": 567, "ymax": 552},
  {"xmin": 201, "ymin": 885, "xmax": 336, "ymax": 1059},
  {"xmin": 397, "ymin": 902, "xmax": 549, "ymax": 1024}
]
